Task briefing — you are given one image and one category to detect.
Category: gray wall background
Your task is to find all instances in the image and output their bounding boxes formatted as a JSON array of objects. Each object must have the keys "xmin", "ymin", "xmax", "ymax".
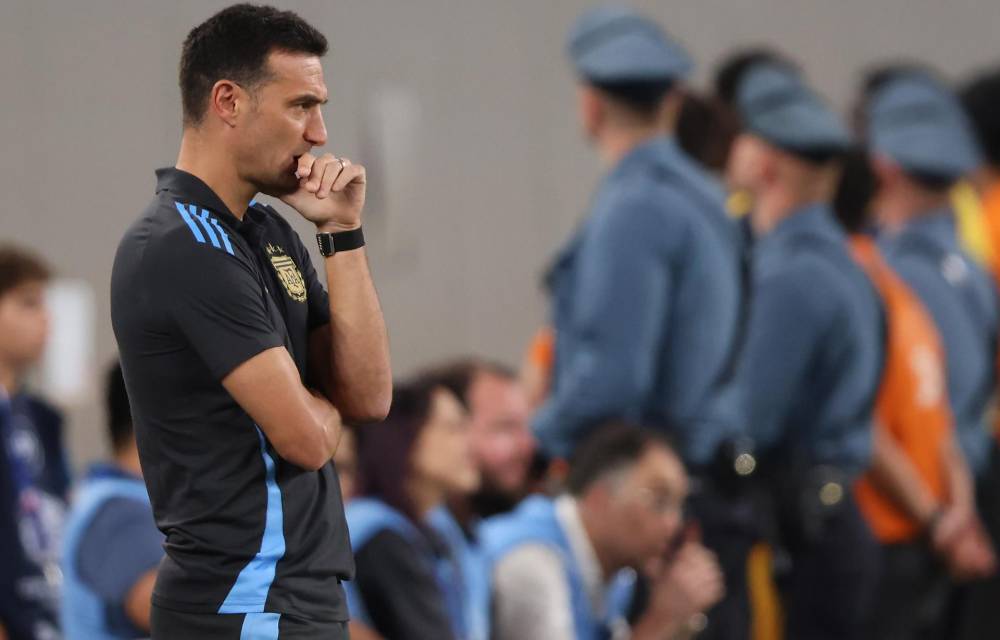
[{"xmin": 2, "ymin": 0, "xmax": 998, "ymax": 469}]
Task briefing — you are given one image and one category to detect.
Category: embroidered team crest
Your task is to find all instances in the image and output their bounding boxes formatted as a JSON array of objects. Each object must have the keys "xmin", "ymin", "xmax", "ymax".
[{"xmin": 266, "ymin": 244, "xmax": 307, "ymax": 303}]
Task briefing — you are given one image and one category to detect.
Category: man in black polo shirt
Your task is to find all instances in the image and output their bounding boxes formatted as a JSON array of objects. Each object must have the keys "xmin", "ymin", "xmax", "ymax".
[{"xmin": 110, "ymin": 5, "xmax": 392, "ymax": 638}]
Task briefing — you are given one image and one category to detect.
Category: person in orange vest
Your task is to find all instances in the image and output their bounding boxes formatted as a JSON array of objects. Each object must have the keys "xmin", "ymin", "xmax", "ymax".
[
  {"xmin": 833, "ymin": 149, "xmax": 995, "ymax": 639},
  {"xmin": 860, "ymin": 65, "xmax": 1000, "ymax": 640}
]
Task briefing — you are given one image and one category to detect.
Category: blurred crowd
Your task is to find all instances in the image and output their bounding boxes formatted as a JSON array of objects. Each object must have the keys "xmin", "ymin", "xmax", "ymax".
[{"xmin": 5, "ymin": 4, "xmax": 1000, "ymax": 639}]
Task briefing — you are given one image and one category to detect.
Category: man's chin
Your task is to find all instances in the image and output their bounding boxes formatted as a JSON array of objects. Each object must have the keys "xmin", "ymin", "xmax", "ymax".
[{"xmin": 256, "ymin": 175, "xmax": 300, "ymax": 197}]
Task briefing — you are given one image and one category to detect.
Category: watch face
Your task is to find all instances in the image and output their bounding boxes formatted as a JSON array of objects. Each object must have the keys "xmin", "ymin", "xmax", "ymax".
[{"xmin": 316, "ymin": 234, "xmax": 334, "ymax": 256}]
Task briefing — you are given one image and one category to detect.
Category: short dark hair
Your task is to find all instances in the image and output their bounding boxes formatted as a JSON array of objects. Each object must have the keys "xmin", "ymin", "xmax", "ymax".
[
  {"xmin": 833, "ymin": 148, "xmax": 877, "ymax": 233},
  {"xmin": 106, "ymin": 361, "xmax": 134, "ymax": 452},
  {"xmin": 677, "ymin": 91, "xmax": 739, "ymax": 172},
  {"xmin": 415, "ymin": 358, "xmax": 515, "ymax": 410},
  {"xmin": 0, "ymin": 245, "xmax": 50, "ymax": 299},
  {"xmin": 713, "ymin": 47, "xmax": 795, "ymax": 108},
  {"xmin": 566, "ymin": 422, "xmax": 675, "ymax": 496},
  {"xmin": 592, "ymin": 79, "xmax": 676, "ymax": 121},
  {"xmin": 179, "ymin": 4, "xmax": 328, "ymax": 126},
  {"xmin": 354, "ymin": 379, "xmax": 445, "ymax": 523},
  {"xmin": 962, "ymin": 68, "xmax": 1000, "ymax": 168}
]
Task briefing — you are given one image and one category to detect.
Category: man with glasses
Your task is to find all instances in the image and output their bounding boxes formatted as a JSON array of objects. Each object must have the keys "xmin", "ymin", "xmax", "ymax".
[{"xmin": 482, "ymin": 423, "xmax": 723, "ymax": 640}]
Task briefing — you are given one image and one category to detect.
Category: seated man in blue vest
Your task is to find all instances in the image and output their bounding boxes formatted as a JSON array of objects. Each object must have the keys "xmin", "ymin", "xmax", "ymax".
[
  {"xmin": 60, "ymin": 362, "xmax": 164, "ymax": 639},
  {"xmin": 483, "ymin": 423, "xmax": 723, "ymax": 640}
]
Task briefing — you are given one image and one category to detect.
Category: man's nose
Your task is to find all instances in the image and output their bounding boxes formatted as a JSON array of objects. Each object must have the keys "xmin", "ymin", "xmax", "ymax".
[{"xmin": 306, "ymin": 110, "xmax": 327, "ymax": 146}]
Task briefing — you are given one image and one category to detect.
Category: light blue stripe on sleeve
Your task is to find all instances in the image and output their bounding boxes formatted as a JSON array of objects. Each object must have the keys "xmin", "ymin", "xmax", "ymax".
[
  {"xmin": 175, "ymin": 202, "xmax": 206, "ymax": 243},
  {"xmin": 192, "ymin": 206, "xmax": 222, "ymax": 249},
  {"xmin": 239, "ymin": 612, "xmax": 281, "ymax": 639},
  {"xmin": 211, "ymin": 218, "xmax": 235, "ymax": 255},
  {"xmin": 218, "ymin": 427, "xmax": 286, "ymax": 614}
]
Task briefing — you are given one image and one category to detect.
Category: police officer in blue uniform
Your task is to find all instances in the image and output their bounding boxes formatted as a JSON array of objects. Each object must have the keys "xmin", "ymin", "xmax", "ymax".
[
  {"xmin": 728, "ymin": 62, "xmax": 885, "ymax": 639},
  {"xmin": 863, "ymin": 67, "xmax": 1000, "ymax": 640},
  {"xmin": 532, "ymin": 6, "xmax": 750, "ymax": 637},
  {"xmin": 865, "ymin": 69, "xmax": 995, "ymax": 480}
]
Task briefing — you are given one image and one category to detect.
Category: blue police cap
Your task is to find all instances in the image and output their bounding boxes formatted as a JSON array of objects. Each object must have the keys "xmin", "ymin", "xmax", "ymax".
[
  {"xmin": 567, "ymin": 6, "xmax": 692, "ymax": 84},
  {"xmin": 866, "ymin": 71, "xmax": 982, "ymax": 180},
  {"xmin": 738, "ymin": 62, "xmax": 853, "ymax": 156}
]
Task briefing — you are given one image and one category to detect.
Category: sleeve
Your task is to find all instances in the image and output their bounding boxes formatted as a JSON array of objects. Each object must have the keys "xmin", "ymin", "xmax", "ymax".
[
  {"xmin": 532, "ymin": 193, "xmax": 677, "ymax": 458},
  {"xmin": 354, "ymin": 530, "xmax": 456, "ymax": 640},
  {"xmin": 75, "ymin": 498, "xmax": 164, "ymax": 605},
  {"xmin": 492, "ymin": 544, "xmax": 576, "ymax": 640},
  {"xmin": 152, "ymin": 233, "xmax": 286, "ymax": 380},
  {"xmin": 738, "ymin": 262, "xmax": 831, "ymax": 451}
]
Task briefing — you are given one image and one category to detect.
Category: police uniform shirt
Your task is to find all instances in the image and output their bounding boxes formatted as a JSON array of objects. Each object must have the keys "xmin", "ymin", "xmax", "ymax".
[
  {"xmin": 739, "ymin": 204, "xmax": 883, "ymax": 473},
  {"xmin": 110, "ymin": 168, "xmax": 352, "ymax": 622},
  {"xmin": 881, "ymin": 209, "xmax": 999, "ymax": 476},
  {"xmin": 534, "ymin": 137, "xmax": 744, "ymax": 465}
]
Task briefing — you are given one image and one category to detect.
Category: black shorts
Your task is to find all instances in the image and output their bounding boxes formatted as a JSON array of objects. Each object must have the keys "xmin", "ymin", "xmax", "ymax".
[{"xmin": 150, "ymin": 603, "xmax": 349, "ymax": 639}]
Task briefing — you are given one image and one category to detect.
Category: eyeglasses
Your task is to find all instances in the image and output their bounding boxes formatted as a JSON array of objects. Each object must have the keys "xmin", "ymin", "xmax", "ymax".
[{"xmin": 628, "ymin": 486, "xmax": 685, "ymax": 516}]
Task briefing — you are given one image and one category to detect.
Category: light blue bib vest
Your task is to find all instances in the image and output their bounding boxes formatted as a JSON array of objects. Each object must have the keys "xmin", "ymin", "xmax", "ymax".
[
  {"xmin": 344, "ymin": 498, "xmax": 489, "ymax": 639},
  {"xmin": 480, "ymin": 495, "xmax": 636, "ymax": 640},
  {"xmin": 60, "ymin": 476, "xmax": 152, "ymax": 640}
]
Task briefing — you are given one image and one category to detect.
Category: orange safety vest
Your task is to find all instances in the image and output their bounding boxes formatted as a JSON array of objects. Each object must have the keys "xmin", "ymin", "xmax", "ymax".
[
  {"xmin": 851, "ymin": 235, "xmax": 952, "ymax": 543},
  {"xmin": 527, "ymin": 326, "xmax": 556, "ymax": 374},
  {"xmin": 978, "ymin": 180, "xmax": 1000, "ymax": 291}
]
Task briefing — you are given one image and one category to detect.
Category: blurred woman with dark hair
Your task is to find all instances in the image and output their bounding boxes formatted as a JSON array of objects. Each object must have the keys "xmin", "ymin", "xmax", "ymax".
[{"xmin": 345, "ymin": 379, "xmax": 482, "ymax": 640}]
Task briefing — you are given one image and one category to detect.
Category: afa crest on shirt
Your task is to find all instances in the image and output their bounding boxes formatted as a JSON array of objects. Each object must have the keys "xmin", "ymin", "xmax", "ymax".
[{"xmin": 266, "ymin": 243, "xmax": 307, "ymax": 303}]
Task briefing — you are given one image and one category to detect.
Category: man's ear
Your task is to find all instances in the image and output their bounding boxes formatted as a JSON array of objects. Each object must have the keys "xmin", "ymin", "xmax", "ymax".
[
  {"xmin": 578, "ymin": 84, "xmax": 605, "ymax": 137},
  {"xmin": 871, "ymin": 154, "xmax": 902, "ymax": 190},
  {"xmin": 210, "ymin": 79, "xmax": 241, "ymax": 127}
]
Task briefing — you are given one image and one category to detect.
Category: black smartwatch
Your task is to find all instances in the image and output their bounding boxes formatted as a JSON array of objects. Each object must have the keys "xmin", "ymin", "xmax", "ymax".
[{"xmin": 316, "ymin": 227, "xmax": 365, "ymax": 257}]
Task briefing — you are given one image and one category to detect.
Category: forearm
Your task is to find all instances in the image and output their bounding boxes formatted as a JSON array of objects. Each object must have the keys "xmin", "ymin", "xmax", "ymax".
[
  {"xmin": 868, "ymin": 427, "xmax": 941, "ymax": 525},
  {"xmin": 306, "ymin": 391, "xmax": 345, "ymax": 459},
  {"xmin": 941, "ymin": 436, "xmax": 975, "ymax": 509},
  {"xmin": 321, "ymin": 247, "xmax": 392, "ymax": 421}
]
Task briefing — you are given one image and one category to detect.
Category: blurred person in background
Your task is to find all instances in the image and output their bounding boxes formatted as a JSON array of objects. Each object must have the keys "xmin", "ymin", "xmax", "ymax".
[
  {"xmin": 834, "ymin": 150, "xmax": 995, "ymax": 639},
  {"xmin": 419, "ymin": 359, "xmax": 535, "ymax": 522},
  {"xmin": 532, "ymin": 8, "xmax": 751, "ymax": 636},
  {"xmin": 345, "ymin": 380, "xmax": 482, "ymax": 640},
  {"xmin": 861, "ymin": 66, "xmax": 1000, "ymax": 640},
  {"xmin": 712, "ymin": 48, "xmax": 797, "ymax": 219},
  {"xmin": 0, "ymin": 245, "xmax": 69, "ymax": 640},
  {"xmin": 60, "ymin": 362, "xmax": 164, "ymax": 639},
  {"xmin": 961, "ymin": 68, "xmax": 1000, "ymax": 289},
  {"xmin": 675, "ymin": 91, "xmax": 737, "ymax": 178},
  {"xmin": 482, "ymin": 422, "xmax": 723, "ymax": 640},
  {"xmin": 417, "ymin": 359, "xmax": 536, "ymax": 640},
  {"xmin": 728, "ymin": 61, "xmax": 885, "ymax": 639}
]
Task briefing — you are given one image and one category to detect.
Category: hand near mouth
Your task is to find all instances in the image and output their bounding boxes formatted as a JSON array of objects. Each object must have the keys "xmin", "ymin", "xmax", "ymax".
[{"xmin": 281, "ymin": 152, "xmax": 366, "ymax": 232}]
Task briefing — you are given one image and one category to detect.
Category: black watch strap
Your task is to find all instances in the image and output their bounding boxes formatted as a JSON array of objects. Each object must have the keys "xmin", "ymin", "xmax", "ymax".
[{"xmin": 316, "ymin": 227, "xmax": 365, "ymax": 256}]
